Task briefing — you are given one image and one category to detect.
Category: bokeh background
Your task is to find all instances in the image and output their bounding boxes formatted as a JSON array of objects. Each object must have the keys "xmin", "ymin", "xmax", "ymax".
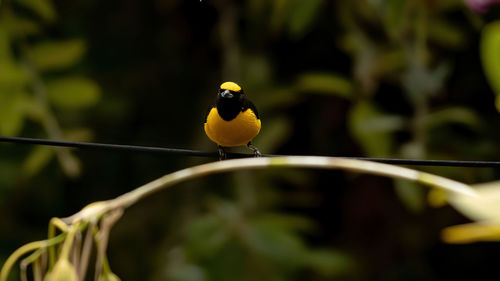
[{"xmin": 1, "ymin": 0, "xmax": 500, "ymax": 280}]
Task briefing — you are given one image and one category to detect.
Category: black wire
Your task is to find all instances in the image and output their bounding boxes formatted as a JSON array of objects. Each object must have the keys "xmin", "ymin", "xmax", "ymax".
[
  {"xmin": 0, "ymin": 136, "xmax": 219, "ymax": 157},
  {"xmin": 1, "ymin": 135, "xmax": 500, "ymax": 167}
]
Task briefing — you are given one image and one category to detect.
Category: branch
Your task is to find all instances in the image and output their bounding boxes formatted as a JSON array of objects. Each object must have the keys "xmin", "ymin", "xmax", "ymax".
[
  {"xmin": 61, "ymin": 156, "xmax": 478, "ymax": 224},
  {"xmin": 0, "ymin": 156, "xmax": 479, "ymax": 281}
]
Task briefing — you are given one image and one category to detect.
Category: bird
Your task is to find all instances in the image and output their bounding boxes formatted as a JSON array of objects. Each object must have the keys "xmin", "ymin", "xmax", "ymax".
[{"xmin": 204, "ymin": 81, "xmax": 261, "ymax": 160}]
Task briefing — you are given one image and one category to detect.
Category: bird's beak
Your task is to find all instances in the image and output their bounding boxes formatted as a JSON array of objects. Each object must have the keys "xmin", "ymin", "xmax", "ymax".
[{"xmin": 220, "ymin": 90, "xmax": 234, "ymax": 99}]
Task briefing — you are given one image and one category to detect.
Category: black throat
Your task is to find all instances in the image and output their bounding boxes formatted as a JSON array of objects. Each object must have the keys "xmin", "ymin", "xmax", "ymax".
[{"xmin": 216, "ymin": 97, "xmax": 243, "ymax": 121}]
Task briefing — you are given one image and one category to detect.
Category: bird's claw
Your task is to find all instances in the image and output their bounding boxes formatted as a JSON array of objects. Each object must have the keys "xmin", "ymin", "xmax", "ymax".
[
  {"xmin": 218, "ymin": 145, "xmax": 227, "ymax": 160},
  {"xmin": 247, "ymin": 142, "xmax": 261, "ymax": 157}
]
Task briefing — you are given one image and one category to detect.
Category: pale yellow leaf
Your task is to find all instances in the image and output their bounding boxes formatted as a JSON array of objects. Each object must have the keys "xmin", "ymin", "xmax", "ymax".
[{"xmin": 447, "ymin": 181, "xmax": 500, "ymax": 222}]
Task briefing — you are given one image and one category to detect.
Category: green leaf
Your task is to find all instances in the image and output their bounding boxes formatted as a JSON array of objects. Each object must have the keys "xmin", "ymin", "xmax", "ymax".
[
  {"xmin": 0, "ymin": 62, "xmax": 29, "ymax": 87},
  {"xmin": 287, "ymin": 0, "xmax": 323, "ymax": 38},
  {"xmin": 0, "ymin": 93, "xmax": 30, "ymax": 136},
  {"xmin": 22, "ymin": 146, "xmax": 54, "ymax": 177},
  {"xmin": 295, "ymin": 73, "xmax": 353, "ymax": 99},
  {"xmin": 54, "ymin": 148, "xmax": 81, "ymax": 178},
  {"xmin": 184, "ymin": 215, "xmax": 230, "ymax": 259},
  {"xmin": 480, "ymin": 21, "xmax": 500, "ymax": 100},
  {"xmin": 428, "ymin": 19, "xmax": 466, "ymax": 48},
  {"xmin": 1, "ymin": 11, "xmax": 41, "ymax": 38},
  {"xmin": 382, "ymin": 0, "xmax": 407, "ymax": 37},
  {"xmin": 428, "ymin": 188, "xmax": 448, "ymax": 208},
  {"xmin": 246, "ymin": 220, "xmax": 306, "ymax": 265},
  {"xmin": 302, "ymin": 250, "xmax": 354, "ymax": 276},
  {"xmin": 269, "ymin": 0, "xmax": 290, "ymax": 33},
  {"xmin": 64, "ymin": 128, "xmax": 94, "ymax": 142},
  {"xmin": 98, "ymin": 272, "xmax": 121, "ymax": 281},
  {"xmin": 0, "ymin": 159, "xmax": 21, "ymax": 192},
  {"xmin": 393, "ymin": 179, "xmax": 425, "ymax": 213},
  {"xmin": 253, "ymin": 213, "xmax": 316, "ymax": 232},
  {"xmin": 27, "ymin": 39, "xmax": 86, "ymax": 71},
  {"xmin": 0, "ymin": 27, "xmax": 12, "ymax": 60},
  {"xmin": 0, "ymin": 27, "xmax": 28, "ymax": 85},
  {"xmin": 205, "ymin": 244, "xmax": 246, "ymax": 281},
  {"xmin": 241, "ymin": 55, "xmax": 273, "ymax": 86},
  {"xmin": 373, "ymin": 49, "xmax": 406, "ymax": 77},
  {"xmin": 425, "ymin": 107, "xmax": 481, "ymax": 131},
  {"xmin": 252, "ymin": 117, "xmax": 291, "ymax": 153},
  {"xmin": 168, "ymin": 263, "xmax": 207, "ymax": 281},
  {"xmin": 404, "ymin": 61, "xmax": 450, "ymax": 102},
  {"xmin": 15, "ymin": 0, "xmax": 56, "ymax": 21},
  {"xmin": 22, "ymin": 97, "xmax": 47, "ymax": 121},
  {"xmin": 255, "ymin": 87, "xmax": 301, "ymax": 110},
  {"xmin": 348, "ymin": 102, "xmax": 405, "ymax": 157},
  {"xmin": 47, "ymin": 76, "xmax": 100, "ymax": 109},
  {"xmin": 435, "ymin": 0, "xmax": 464, "ymax": 11}
]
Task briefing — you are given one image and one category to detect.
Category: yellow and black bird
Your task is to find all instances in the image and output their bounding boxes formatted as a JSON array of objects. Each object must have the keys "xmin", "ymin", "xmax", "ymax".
[{"xmin": 204, "ymin": 82, "xmax": 261, "ymax": 159}]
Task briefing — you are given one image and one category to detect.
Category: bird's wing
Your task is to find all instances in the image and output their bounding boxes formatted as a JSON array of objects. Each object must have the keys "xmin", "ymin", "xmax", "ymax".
[
  {"xmin": 243, "ymin": 99, "xmax": 260, "ymax": 119},
  {"xmin": 204, "ymin": 105, "xmax": 215, "ymax": 123}
]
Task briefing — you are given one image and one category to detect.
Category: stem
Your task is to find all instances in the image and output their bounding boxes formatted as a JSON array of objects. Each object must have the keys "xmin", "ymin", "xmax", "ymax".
[
  {"xmin": 2, "ymin": 157, "xmax": 479, "ymax": 280},
  {"xmin": 20, "ymin": 248, "xmax": 44, "ymax": 275},
  {"xmin": 1, "ymin": 233, "xmax": 68, "ymax": 281},
  {"xmin": 415, "ymin": 2, "xmax": 427, "ymax": 62},
  {"xmin": 59, "ymin": 223, "xmax": 80, "ymax": 261},
  {"xmin": 78, "ymin": 221, "xmax": 96, "ymax": 281},
  {"xmin": 413, "ymin": 94, "xmax": 428, "ymax": 157},
  {"xmin": 0, "ymin": 233, "xmax": 65, "ymax": 281},
  {"xmin": 33, "ymin": 259, "xmax": 43, "ymax": 281},
  {"xmin": 62, "ymin": 157, "xmax": 478, "ymax": 224},
  {"xmin": 21, "ymin": 58, "xmax": 81, "ymax": 177},
  {"xmin": 71, "ymin": 231, "xmax": 82, "ymax": 269},
  {"xmin": 48, "ymin": 218, "xmax": 68, "ymax": 268},
  {"xmin": 216, "ymin": 1, "xmax": 239, "ymax": 80},
  {"xmin": 1, "ymin": 242, "xmax": 42, "ymax": 281},
  {"xmin": 412, "ymin": 1, "xmax": 429, "ymax": 157},
  {"xmin": 94, "ymin": 210, "xmax": 122, "ymax": 280}
]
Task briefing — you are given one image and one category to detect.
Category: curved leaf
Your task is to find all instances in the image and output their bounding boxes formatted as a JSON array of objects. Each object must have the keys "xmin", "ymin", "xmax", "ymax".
[
  {"xmin": 425, "ymin": 107, "xmax": 481, "ymax": 130},
  {"xmin": 447, "ymin": 181, "xmax": 500, "ymax": 222},
  {"xmin": 480, "ymin": 21, "xmax": 500, "ymax": 99},
  {"xmin": 348, "ymin": 102, "xmax": 405, "ymax": 157},
  {"xmin": 287, "ymin": 0, "xmax": 323, "ymax": 38},
  {"xmin": 302, "ymin": 250, "xmax": 354, "ymax": 276},
  {"xmin": 0, "ymin": 93, "xmax": 30, "ymax": 136},
  {"xmin": 27, "ymin": 39, "xmax": 86, "ymax": 71},
  {"xmin": 47, "ymin": 76, "xmax": 100, "ymax": 109},
  {"xmin": 295, "ymin": 73, "xmax": 353, "ymax": 99},
  {"xmin": 1, "ymin": 11, "xmax": 40, "ymax": 38},
  {"xmin": 22, "ymin": 146, "xmax": 54, "ymax": 178},
  {"xmin": 15, "ymin": 0, "xmax": 56, "ymax": 21},
  {"xmin": 184, "ymin": 215, "xmax": 230, "ymax": 259}
]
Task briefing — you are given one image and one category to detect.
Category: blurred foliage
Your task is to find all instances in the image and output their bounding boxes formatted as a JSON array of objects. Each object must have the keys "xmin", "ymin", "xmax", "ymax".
[
  {"xmin": 0, "ymin": 0, "xmax": 99, "ymax": 178},
  {"xmin": 433, "ymin": 180, "xmax": 500, "ymax": 243},
  {"xmin": 1, "ymin": 0, "xmax": 500, "ymax": 280},
  {"xmin": 166, "ymin": 199, "xmax": 353, "ymax": 281},
  {"xmin": 480, "ymin": 20, "xmax": 500, "ymax": 110}
]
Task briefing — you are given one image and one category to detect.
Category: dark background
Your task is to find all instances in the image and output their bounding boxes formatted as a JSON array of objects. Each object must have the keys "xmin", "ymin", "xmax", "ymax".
[{"xmin": 1, "ymin": 0, "xmax": 500, "ymax": 280}]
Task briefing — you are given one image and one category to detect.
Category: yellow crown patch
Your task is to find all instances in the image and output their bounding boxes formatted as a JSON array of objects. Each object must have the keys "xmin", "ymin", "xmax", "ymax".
[{"xmin": 220, "ymin": 81, "xmax": 242, "ymax": 92}]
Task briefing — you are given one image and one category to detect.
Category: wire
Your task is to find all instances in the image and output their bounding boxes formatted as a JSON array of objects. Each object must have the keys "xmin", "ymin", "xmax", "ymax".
[
  {"xmin": 0, "ymin": 136, "xmax": 219, "ymax": 157},
  {"xmin": 1, "ymin": 135, "xmax": 500, "ymax": 167}
]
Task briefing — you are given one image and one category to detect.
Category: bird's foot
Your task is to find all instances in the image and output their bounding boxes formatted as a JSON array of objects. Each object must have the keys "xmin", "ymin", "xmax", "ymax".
[
  {"xmin": 247, "ymin": 142, "xmax": 261, "ymax": 157},
  {"xmin": 218, "ymin": 145, "xmax": 227, "ymax": 160}
]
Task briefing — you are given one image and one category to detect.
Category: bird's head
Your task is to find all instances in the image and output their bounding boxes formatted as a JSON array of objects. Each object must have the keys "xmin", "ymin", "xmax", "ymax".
[{"xmin": 218, "ymin": 81, "xmax": 244, "ymax": 101}]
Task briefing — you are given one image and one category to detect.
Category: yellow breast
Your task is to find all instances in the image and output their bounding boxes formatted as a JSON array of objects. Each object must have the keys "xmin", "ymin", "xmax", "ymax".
[{"xmin": 204, "ymin": 107, "xmax": 261, "ymax": 147}]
